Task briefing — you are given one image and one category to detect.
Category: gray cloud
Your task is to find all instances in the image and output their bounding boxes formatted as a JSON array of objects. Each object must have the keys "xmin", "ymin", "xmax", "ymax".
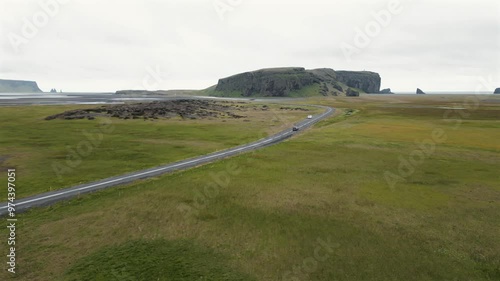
[{"xmin": 0, "ymin": 0, "xmax": 498, "ymax": 92}]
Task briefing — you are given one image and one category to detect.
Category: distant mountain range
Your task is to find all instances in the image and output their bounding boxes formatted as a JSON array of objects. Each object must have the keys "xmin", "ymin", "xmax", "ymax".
[{"xmin": 0, "ymin": 79, "xmax": 42, "ymax": 93}]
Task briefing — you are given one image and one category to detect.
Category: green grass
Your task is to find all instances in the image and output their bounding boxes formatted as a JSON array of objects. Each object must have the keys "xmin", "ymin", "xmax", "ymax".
[
  {"xmin": 0, "ymin": 103, "xmax": 314, "ymax": 198},
  {"xmin": 288, "ymin": 84, "xmax": 322, "ymax": 97},
  {"xmin": 65, "ymin": 239, "xmax": 254, "ymax": 281},
  {"xmin": 1, "ymin": 95, "xmax": 499, "ymax": 280}
]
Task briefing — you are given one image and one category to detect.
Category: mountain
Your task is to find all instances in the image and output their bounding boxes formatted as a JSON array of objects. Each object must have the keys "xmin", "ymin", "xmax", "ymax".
[
  {"xmin": 208, "ymin": 67, "xmax": 381, "ymax": 97},
  {"xmin": 0, "ymin": 79, "xmax": 43, "ymax": 93},
  {"xmin": 335, "ymin": 70, "xmax": 381, "ymax": 94}
]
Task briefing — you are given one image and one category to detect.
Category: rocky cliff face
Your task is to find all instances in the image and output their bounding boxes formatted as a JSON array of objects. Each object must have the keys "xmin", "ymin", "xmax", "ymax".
[
  {"xmin": 346, "ymin": 88, "xmax": 360, "ymax": 97},
  {"xmin": 335, "ymin": 71, "xmax": 381, "ymax": 94},
  {"xmin": 215, "ymin": 67, "xmax": 319, "ymax": 97},
  {"xmin": 0, "ymin": 79, "xmax": 42, "ymax": 93},
  {"xmin": 213, "ymin": 68, "xmax": 381, "ymax": 97}
]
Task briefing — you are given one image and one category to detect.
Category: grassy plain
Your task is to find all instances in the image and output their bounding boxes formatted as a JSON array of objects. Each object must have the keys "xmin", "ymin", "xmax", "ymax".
[
  {"xmin": 1, "ymin": 95, "xmax": 499, "ymax": 280},
  {"xmin": 0, "ymin": 102, "xmax": 317, "ymax": 199}
]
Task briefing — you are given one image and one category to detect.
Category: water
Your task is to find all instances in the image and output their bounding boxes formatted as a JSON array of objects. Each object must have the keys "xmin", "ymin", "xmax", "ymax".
[
  {"xmin": 0, "ymin": 91, "xmax": 497, "ymax": 106},
  {"xmin": 0, "ymin": 92, "xmax": 170, "ymax": 106}
]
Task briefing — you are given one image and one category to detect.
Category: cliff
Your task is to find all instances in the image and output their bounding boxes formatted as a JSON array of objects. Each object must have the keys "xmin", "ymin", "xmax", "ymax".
[
  {"xmin": 214, "ymin": 67, "xmax": 319, "ymax": 97},
  {"xmin": 212, "ymin": 68, "xmax": 381, "ymax": 97},
  {"xmin": 335, "ymin": 71, "xmax": 381, "ymax": 93},
  {"xmin": 0, "ymin": 79, "xmax": 42, "ymax": 93}
]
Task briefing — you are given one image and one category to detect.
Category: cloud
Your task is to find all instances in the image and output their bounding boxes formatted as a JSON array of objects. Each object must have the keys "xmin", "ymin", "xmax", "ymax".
[{"xmin": 0, "ymin": 0, "xmax": 498, "ymax": 92}]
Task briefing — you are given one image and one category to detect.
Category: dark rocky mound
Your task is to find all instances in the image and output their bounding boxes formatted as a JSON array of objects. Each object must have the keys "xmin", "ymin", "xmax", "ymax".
[
  {"xmin": 0, "ymin": 79, "xmax": 42, "ymax": 93},
  {"xmin": 346, "ymin": 88, "xmax": 360, "ymax": 97},
  {"xmin": 213, "ymin": 67, "xmax": 381, "ymax": 97},
  {"xmin": 45, "ymin": 100, "xmax": 246, "ymax": 121},
  {"xmin": 378, "ymin": 88, "xmax": 394, "ymax": 94},
  {"xmin": 494, "ymin": 88, "xmax": 500, "ymax": 94},
  {"xmin": 215, "ymin": 67, "xmax": 319, "ymax": 97},
  {"xmin": 279, "ymin": 106, "xmax": 310, "ymax": 111},
  {"xmin": 416, "ymin": 88, "xmax": 426, "ymax": 95}
]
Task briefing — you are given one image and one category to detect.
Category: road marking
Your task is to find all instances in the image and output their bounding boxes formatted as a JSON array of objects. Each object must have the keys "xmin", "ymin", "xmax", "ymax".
[
  {"xmin": 0, "ymin": 129, "xmax": 291, "ymax": 208},
  {"xmin": 0, "ymin": 106, "xmax": 332, "ymax": 212}
]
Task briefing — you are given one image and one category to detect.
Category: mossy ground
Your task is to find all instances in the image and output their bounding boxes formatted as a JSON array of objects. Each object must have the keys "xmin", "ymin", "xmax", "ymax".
[
  {"xmin": 1, "ymin": 95, "xmax": 499, "ymax": 280},
  {"xmin": 65, "ymin": 239, "xmax": 254, "ymax": 281},
  {"xmin": 0, "ymin": 103, "xmax": 317, "ymax": 199}
]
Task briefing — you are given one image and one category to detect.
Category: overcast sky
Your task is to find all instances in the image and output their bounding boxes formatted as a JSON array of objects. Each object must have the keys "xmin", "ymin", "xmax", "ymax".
[{"xmin": 1, "ymin": 0, "xmax": 499, "ymax": 92}]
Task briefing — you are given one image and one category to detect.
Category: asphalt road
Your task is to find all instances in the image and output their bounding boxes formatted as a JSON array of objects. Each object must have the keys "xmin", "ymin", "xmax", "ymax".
[{"xmin": 0, "ymin": 105, "xmax": 334, "ymax": 216}]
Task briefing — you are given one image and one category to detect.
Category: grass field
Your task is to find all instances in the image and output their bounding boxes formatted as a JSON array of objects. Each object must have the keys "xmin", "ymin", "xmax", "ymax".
[
  {"xmin": 1, "ymin": 95, "xmax": 499, "ymax": 280},
  {"xmin": 0, "ymin": 102, "xmax": 317, "ymax": 199}
]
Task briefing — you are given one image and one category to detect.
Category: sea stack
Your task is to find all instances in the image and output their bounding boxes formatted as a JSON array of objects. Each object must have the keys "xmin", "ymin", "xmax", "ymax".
[
  {"xmin": 416, "ymin": 88, "xmax": 426, "ymax": 95},
  {"xmin": 380, "ymin": 88, "xmax": 393, "ymax": 94}
]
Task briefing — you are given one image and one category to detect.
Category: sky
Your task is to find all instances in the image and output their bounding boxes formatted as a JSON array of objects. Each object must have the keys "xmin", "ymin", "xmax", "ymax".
[{"xmin": 1, "ymin": 0, "xmax": 499, "ymax": 93}]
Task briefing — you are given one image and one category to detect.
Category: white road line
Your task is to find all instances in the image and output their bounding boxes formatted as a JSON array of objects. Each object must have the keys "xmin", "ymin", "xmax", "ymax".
[
  {"xmin": 0, "ymin": 107, "xmax": 332, "ymax": 211},
  {"xmin": 0, "ymin": 129, "xmax": 291, "ymax": 208}
]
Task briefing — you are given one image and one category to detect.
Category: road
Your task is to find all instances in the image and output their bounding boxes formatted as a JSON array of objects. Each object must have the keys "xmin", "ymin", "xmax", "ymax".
[{"xmin": 0, "ymin": 105, "xmax": 334, "ymax": 216}]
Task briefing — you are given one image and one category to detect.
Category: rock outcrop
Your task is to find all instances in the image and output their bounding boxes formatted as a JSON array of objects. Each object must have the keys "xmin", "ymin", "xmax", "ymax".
[
  {"xmin": 45, "ymin": 100, "xmax": 247, "ymax": 120},
  {"xmin": 335, "ymin": 71, "xmax": 381, "ymax": 93},
  {"xmin": 379, "ymin": 88, "xmax": 394, "ymax": 94},
  {"xmin": 494, "ymin": 88, "xmax": 500, "ymax": 94},
  {"xmin": 0, "ymin": 79, "xmax": 42, "ymax": 93},
  {"xmin": 346, "ymin": 88, "xmax": 360, "ymax": 97},
  {"xmin": 215, "ymin": 67, "xmax": 319, "ymax": 97},
  {"xmin": 213, "ymin": 67, "xmax": 381, "ymax": 97},
  {"xmin": 416, "ymin": 88, "xmax": 426, "ymax": 95}
]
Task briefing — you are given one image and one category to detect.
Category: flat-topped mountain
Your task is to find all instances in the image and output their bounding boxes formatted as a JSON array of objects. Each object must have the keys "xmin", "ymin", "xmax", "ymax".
[
  {"xmin": 210, "ymin": 67, "xmax": 381, "ymax": 97},
  {"xmin": 0, "ymin": 79, "xmax": 42, "ymax": 93}
]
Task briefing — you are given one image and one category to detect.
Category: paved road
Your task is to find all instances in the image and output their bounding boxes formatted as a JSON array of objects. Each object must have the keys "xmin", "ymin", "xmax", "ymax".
[{"xmin": 0, "ymin": 105, "xmax": 334, "ymax": 216}]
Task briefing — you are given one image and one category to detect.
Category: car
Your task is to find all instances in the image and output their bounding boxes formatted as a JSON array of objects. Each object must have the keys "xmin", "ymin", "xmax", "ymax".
[
  {"xmin": 307, "ymin": 115, "xmax": 313, "ymax": 119},
  {"xmin": 292, "ymin": 126, "xmax": 299, "ymax": 131}
]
